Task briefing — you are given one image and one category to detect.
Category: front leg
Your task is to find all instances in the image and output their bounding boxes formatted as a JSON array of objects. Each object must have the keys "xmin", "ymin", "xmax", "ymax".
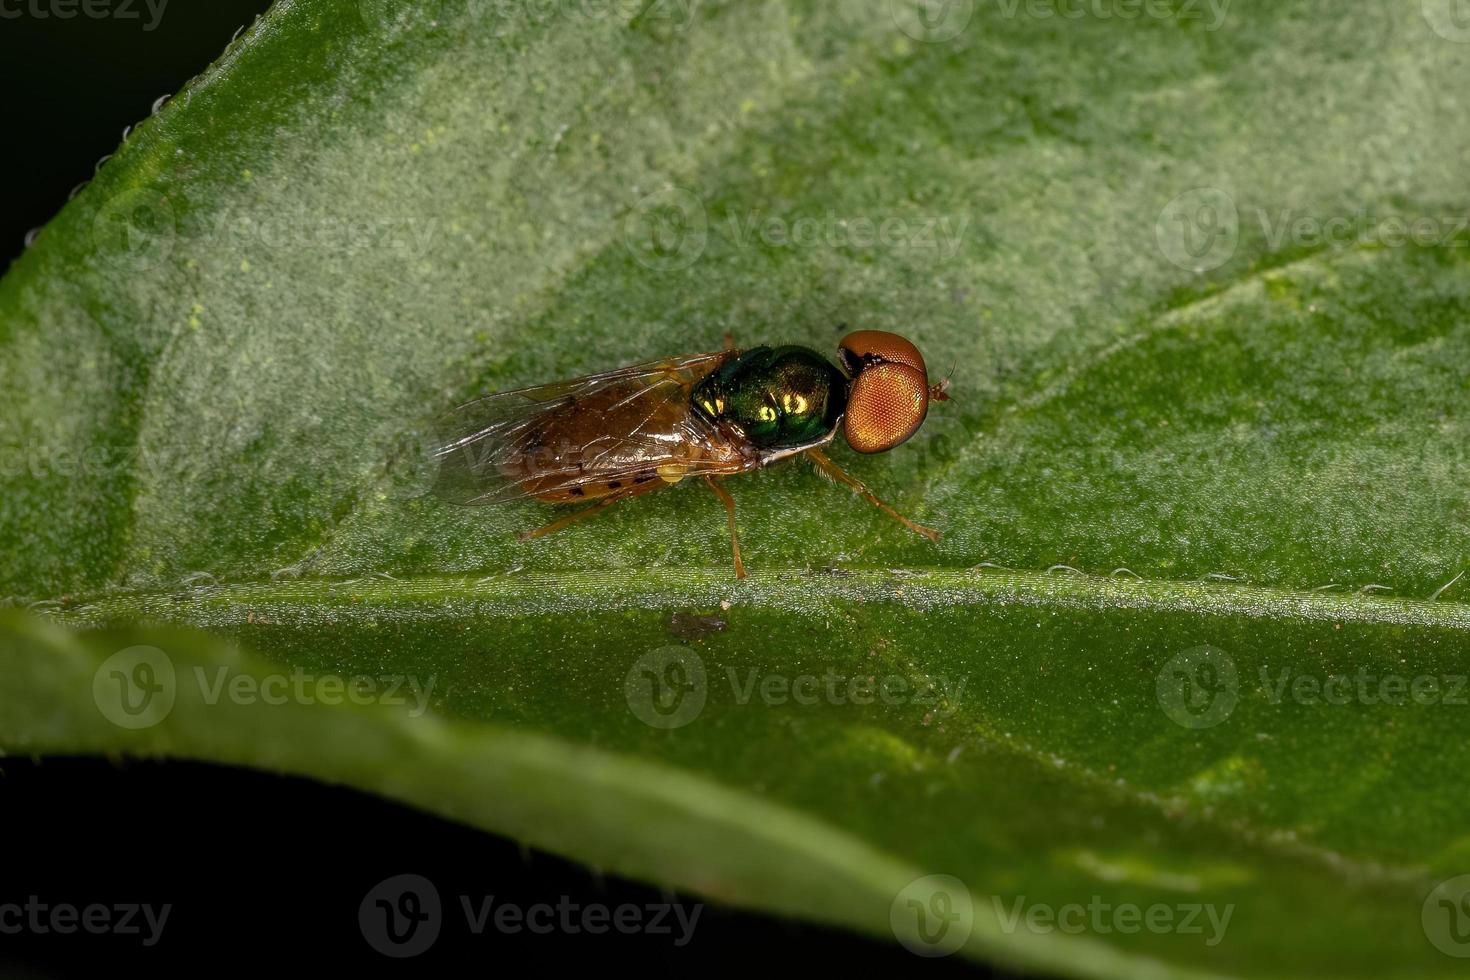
[
  {"xmin": 703, "ymin": 475, "xmax": 748, "ymax": 579},
  {"xmin": 805, "ymin": 448, "xmax": 940, "ymax": 543}
]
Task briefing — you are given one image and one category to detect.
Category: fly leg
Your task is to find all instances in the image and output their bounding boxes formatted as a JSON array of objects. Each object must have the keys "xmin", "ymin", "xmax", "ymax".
[
  {"xmin": 703, "ymin": 476, "xmax": 748, "ymax": 579},
  {"xmin": 805, "ymin": 447, "xmax": 940, "ymax": 543},
  {"xmin": 517, "ymin": 492, "xmax": 632, "ymax": 541},
  {"xmin": 723, "ymin": 331, "xmax": 736, "ymax": 350}
]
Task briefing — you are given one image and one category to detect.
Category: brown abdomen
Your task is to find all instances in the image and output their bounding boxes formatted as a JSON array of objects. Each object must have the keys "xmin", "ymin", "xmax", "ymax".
[{"xmin": 506, "ymin": 375, "xmax": 709, "ymax": 502}]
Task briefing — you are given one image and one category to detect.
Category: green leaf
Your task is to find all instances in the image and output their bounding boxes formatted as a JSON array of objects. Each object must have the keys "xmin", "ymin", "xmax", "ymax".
[{"xmin": 4, "ymin": 0, "xmax": 1470, "ymax": 975}]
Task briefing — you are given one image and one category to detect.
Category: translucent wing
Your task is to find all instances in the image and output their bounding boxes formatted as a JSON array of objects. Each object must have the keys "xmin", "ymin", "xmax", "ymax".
[{"xmin": 431, "ymin": 351, "xmax": 751, "ymax": 505}]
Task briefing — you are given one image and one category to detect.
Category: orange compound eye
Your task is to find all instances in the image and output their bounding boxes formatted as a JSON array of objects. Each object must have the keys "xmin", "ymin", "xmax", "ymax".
[
  {"xmin": 838, "ymin": 330, "xmax": 927, "ymax": 376},
  {"xmin": 843, "ymin": 362, "xmax": 929, "ymax": 453}
]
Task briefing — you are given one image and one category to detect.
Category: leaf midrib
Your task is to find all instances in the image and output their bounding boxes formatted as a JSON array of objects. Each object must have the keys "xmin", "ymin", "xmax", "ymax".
[{"xmin": 43, "ymin": 566, "xmax": 1470, "ymax": 629}]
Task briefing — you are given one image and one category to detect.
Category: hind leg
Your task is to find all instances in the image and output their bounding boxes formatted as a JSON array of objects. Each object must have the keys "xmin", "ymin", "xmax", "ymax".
[{"xmin": 517, "ymin": 491, "xmax": 633, "ymax": 541}]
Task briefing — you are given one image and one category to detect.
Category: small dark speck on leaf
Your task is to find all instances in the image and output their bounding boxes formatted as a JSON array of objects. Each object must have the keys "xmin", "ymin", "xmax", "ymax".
[{"xmin": 669, "ymin": 611, "xmax": 727, "ymax": 641}]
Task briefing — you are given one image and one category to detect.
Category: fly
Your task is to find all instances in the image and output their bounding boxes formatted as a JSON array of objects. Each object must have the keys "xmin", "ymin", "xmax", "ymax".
[{"xmin": 431, "ymin": 330, "xmax": 950, "ymax": 579}]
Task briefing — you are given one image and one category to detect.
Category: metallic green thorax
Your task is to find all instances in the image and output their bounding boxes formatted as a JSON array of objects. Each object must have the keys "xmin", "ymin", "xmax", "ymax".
[{"xmin": 692, "ymin": 346, "xmax": 849, "ymax": 451}]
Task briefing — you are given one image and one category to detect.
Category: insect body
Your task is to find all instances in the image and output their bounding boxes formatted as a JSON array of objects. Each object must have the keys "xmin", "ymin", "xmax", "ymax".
[{"xmin": 431, "ymin": 330, "xmax": 949, "ymax": 578}]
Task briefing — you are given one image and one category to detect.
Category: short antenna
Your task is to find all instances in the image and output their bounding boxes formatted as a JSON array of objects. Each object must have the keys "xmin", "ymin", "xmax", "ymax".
[{"xmin": 930, "ymin": 360, "xmax": 955, "ymax": 402}]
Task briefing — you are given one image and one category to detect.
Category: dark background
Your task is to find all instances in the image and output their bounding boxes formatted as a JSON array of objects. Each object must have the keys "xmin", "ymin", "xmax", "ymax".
[
  {"xmin": 0, "ymin": 3, "xmax": 998, "ymax": 975},
  {"xmin": 0, "ymin": 757, "xmax": 990, "ymax": 975}
]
